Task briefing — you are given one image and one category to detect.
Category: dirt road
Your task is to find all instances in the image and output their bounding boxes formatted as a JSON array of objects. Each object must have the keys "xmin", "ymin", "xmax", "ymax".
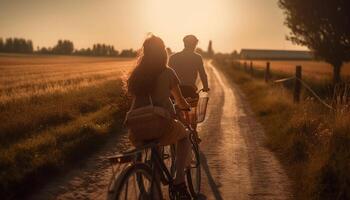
[
  {"xmin": 198, "ymin": 61, "xmax": 292, "ymax": 199},
  {"xmin": 29, "ymin": 61, "xmax": 292, "ymax": 200}
]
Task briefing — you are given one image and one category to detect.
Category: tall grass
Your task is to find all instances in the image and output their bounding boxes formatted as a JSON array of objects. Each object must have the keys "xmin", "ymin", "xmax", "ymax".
[
  {"xmin": 214, "ymin": 60, "xmax": 350, "ymax": 200},
  {"xmin": 0, "ymin": 55, "xmax": 133, "ymax": 198},
  {"xmin": 0, "ymin": 80, "xmax": 130, "ymax": 198}
]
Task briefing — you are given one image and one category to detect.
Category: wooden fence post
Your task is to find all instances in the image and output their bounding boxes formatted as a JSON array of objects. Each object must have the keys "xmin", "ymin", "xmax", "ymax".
[
  {"xmin": 294, "ymin": 65, "xmax": 302, "ymax": 103},
  {"xmin": 250, "ymin": 61, "xmax": 253, "ymax": 75},
  {"xmin": 265, "ymin": 62, "xmax": 270, "ymax": 83}
]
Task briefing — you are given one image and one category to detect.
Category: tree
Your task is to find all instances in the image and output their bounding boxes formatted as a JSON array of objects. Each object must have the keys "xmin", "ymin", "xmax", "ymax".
[
  {"xmin": 86, "ymin": 48, "xmax": 92, "ymax": 55},
  {"xmin": 110, "ymin": 46, "xmax": 119, "ymax": 57},
  {"xmin": 101, "ymin": 44, "xmax": 107, "ymax": 56},
  {"xmin": 13, "ymin": 38, "xmax": 21, "ymax": 52},
  {"xmin": 279, "ymin": 0, "xmax": 350, "ymax": 84},
  {"xmin": 26, "ymin": 40, "xmax": 33, "ymax": 53},
  {"xmin": 5, "ymin": 38, "xmax": 14, "ymax": 52},
  {"xmin": 231, "ymin": 50, "xmax": 240, "ymax": 59},
  {"xmin": 0, "ymin": 38, "xmax": 3, "ymax": 52},
  {"xmin": 207, "ymin": 40, "xmax": 214, "ymax": 58},
  {"xmin": 62, "ymin": 40, "xmax": 74, "ymax": 54},
  {"xmin": 120, "ymin": 49, "xmax": 137, "ymax": 57},
  {"xmin": 52, "ymin": 40, "xmax": 74, "ymax": 54},
  {"xmin": 92, "ymin": 44, "xmax": 97, "ymax": 56},
  {"xmin": 38, "ymin": 47, "xmax": 50, "ymax": 54},
  {"xmin": 96, "ymin": 44, "xmax": 102, "ymax": 56}
]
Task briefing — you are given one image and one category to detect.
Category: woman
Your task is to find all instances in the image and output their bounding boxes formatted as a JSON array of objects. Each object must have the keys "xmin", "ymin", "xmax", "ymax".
[{"xmin": 127, "ymin": 35, "xmax": 192, "ymax": 199}]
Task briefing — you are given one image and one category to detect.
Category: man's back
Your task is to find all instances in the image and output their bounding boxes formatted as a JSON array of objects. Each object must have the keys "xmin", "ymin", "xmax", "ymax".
[{"xmin": 169, "ymin": 49, "xmax": 208, "ymax": 90}]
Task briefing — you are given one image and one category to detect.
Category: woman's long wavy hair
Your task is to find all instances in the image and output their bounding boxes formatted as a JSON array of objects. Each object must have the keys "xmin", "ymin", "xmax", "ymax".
[{"xmin": 128, "ymin": 35, "xmax": 168, "ymax": 96}]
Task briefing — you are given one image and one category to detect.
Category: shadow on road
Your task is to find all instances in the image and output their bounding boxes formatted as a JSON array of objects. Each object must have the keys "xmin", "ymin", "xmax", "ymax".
[{"xmin": 200, "ymin": 152, "xmax": 223, "ymax": 200}]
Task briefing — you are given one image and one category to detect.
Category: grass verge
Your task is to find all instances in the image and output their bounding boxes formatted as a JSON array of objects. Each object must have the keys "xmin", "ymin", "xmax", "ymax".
[{"xmin": 213, "ymin": 60, "xmax": 350, "ymax": 200}]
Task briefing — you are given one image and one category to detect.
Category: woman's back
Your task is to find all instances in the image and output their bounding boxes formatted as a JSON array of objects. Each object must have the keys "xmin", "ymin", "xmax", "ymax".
[{"xmin": 134, "ymin": 67, "xmax": 180, "ymax": 115}]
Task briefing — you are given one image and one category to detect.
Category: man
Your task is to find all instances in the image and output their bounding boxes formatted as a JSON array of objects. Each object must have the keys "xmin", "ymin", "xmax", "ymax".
[
  {"xmin": 169, "ymin": 35, "xmax": 209, "ymax": 95},
  {"xmin": 169, "ymin": 35, "xmax": 209, "ymax": 141}
]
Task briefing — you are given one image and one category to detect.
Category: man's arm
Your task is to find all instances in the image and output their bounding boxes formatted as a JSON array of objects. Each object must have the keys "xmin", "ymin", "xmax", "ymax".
[{"xmin": 197, "ymin": 57, "xmax": 209, "ymax": 91}]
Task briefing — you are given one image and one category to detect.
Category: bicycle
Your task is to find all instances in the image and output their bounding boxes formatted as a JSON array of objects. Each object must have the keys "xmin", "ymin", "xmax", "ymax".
[
  {"xmin": 174, "ymin": 89, "xmax": 209, "ymax": 197},
  {"xmin": 106, "ymin": 90, "xmax": 209, "ymax": 200}
]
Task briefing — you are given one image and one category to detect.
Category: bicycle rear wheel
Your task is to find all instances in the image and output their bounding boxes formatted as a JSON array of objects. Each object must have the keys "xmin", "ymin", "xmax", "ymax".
[
  {"xmin": 169, "ymin": 144, "xmax": 176, "ymax": 177},
  {"xmin": 186, "ymin": 142, "xmax": 201, "ymax": 198},
  {"xmin": 161, "ymin": 144, "xmax": 176, "ymax": 178},
  {"xmin": 109, "ymin": 163, "xmax": 163, "ymax": 200}
]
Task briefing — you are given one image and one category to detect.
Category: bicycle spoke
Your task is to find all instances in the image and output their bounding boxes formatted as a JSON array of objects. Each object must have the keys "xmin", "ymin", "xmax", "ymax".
[
  {"xmin": 186, "ymin": 140, "xmax": 201, "ymax": 198},
  {"xmin": 124, "ymin": 179, "xmax": 129, "ymax": 200},
  {"xmin": 133, "ymin": 174, "xmax": 138, "ymax": 199}
]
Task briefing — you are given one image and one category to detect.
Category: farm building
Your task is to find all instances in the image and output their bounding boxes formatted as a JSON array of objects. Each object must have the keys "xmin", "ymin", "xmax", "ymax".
[{"xmin": 240, "ymin": 49, "xmax": 313, "ymax": 60}]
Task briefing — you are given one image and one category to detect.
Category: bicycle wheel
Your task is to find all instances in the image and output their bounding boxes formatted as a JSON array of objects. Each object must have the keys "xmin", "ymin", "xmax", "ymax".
[
  {"xmin": 186, "ymin": 142, "xmax": 201, "ymax": 198},
  {"xmin": 108, "ymin": 163, "xmax": 163, "ymax": 200},
  {"xmin": 169, "ymin": 144, "xmax": 176, "ymax": 177},
  {"xmin": 161, "ymin": 145, "xmax": 175, "ymax": 173}
]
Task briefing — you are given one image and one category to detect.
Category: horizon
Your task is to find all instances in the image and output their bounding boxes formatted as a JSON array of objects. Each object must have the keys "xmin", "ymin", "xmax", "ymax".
[{"xmin": 0, "ymin": 0, "xmax": 308, "ymax": 53}]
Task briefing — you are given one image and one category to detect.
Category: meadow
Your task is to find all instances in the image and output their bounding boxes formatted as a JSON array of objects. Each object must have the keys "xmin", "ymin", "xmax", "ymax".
[
  {"xmin": 239, "ymin": 60, "xmax": 350, "ymax": 80},
  {"xmin": 0, "ymin": 54, "xmax": 134, "ymax": 197}
]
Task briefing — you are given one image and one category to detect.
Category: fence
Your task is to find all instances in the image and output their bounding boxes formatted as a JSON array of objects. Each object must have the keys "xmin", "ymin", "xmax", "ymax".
[{"xmin": 235, "ymin": 60, "xmax": 337, "ymax": 110}]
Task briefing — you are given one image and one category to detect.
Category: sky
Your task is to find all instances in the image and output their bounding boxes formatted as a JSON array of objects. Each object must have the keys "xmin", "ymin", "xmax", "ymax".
[{"xmin": 0, "ymin": 0, "xmax": 307, "ymax": 53}]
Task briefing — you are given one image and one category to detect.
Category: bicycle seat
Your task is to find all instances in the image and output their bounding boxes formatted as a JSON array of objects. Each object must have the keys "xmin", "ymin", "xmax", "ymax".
[{"xmin": 108, "ymin": 141, "xmax": 158, "ymax": 164}]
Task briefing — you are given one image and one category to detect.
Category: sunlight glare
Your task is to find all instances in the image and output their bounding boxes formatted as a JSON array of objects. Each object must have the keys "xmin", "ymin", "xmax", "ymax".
[{"xmin": 141, "ymin": 0, "xmax": 231, "ymax": 51}]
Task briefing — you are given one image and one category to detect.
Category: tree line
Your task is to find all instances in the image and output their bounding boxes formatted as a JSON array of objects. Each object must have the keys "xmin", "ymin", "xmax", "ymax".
[
  {"xmin": 0, "ymin": 38, "xmax": 33, "ymax": 53},
  {"xmin": 0, "ymin": 37, "xmax": 137, "ymax": 57},
  {"xmin": 74, "ymin": 45, "xmax": 137, "ymax": 57}
]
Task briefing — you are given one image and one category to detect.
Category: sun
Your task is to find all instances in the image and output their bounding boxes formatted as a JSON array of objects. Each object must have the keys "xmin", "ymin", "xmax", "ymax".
[{"xmin": 139, "ymin": 0, "xmax": 231, "ymax": 51}]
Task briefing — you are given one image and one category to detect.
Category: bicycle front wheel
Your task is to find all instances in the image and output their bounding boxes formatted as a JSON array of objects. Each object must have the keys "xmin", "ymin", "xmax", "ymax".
[
  {"xmin": 186, "ymin": 142, "xmax": 201, "ymax": 198},
  {"xmin": 109, "ymin": 163, "xmax": 163, "ymax": 200}
]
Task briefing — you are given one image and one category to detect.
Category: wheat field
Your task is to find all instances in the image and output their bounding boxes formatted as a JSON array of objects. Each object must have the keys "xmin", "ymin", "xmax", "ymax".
[
  {"xmin": 239, "ymin": 60, "xmax": 350, "ymax": 80},
  {"xmin": 0, "ymin": 54, "xmax": 134, "ymax": 195},
  {"xmin": 0, "ymin": 54, "xmax": 135, "ymax": 103}
]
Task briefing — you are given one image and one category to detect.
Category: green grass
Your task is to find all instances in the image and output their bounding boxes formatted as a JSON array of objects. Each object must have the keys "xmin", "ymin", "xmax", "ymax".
[
  {"xmin": 214, "ymin": 59, "xmax": 350, "ymax": 200},
  {"xmin": 0, "ymin": 79, "xmax": 129, "ymax": 198}
]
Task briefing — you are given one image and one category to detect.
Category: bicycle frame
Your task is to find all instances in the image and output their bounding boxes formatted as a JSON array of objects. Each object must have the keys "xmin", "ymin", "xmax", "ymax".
[
  {"xmin": 150, "ymin": 146, "xmax": 174, "ymax": 185},
  {"xmin": 146, "ymin": 127, "xmax": 200, "ymax": 198}
]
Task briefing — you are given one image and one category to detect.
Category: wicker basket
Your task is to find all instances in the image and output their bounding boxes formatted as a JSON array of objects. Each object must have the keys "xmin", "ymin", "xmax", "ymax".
[{"xmin": 196, "ymin": 97, "xmax": 209, "ymax": 123}]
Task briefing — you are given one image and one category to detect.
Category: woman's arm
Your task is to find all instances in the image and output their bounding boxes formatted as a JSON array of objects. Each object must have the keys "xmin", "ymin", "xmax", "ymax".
[{"xmin": 171, "ymin": 85, "xmax": 191, "ymax": 109}]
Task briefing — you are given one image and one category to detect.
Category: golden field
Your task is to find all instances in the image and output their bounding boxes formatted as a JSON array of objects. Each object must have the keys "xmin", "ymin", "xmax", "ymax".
[
  {"xmin": 0, "ymin": 54, "xmax": 134, "ymax": 103},
  {"xmin": 0, "ymin": 54, "xmax": 134, "ymax": 196},
  {"xmin": 239, "ymin": 60, "xmax": 350, "ymax": 79}
]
